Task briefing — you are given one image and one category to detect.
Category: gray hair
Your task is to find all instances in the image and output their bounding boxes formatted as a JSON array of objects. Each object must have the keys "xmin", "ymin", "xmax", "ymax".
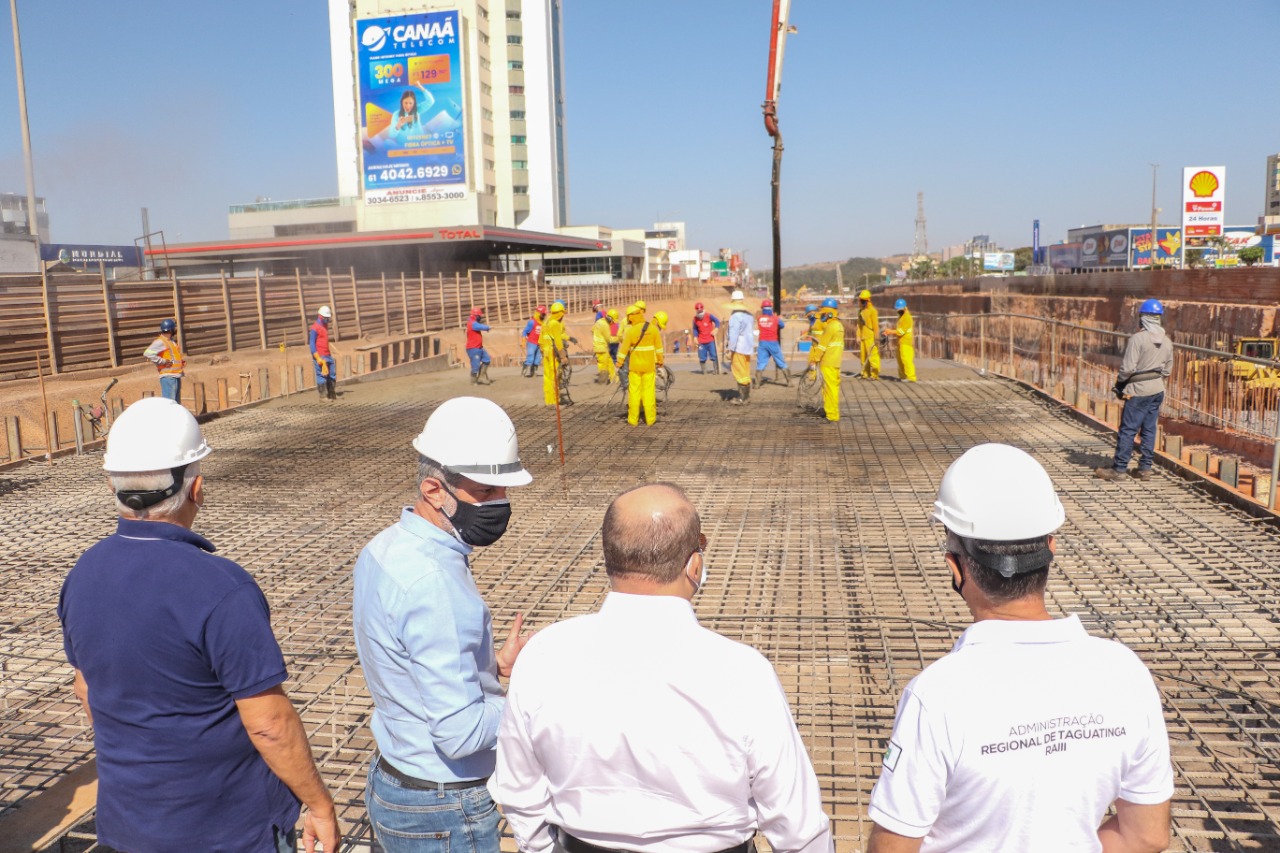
[
  {"xmin": 110, "ymin": 462, "xmax": 201, "ymax": 520},
  {"xmin": 417, "ymin": 455, "xmax": 465, "ymax": 492}
]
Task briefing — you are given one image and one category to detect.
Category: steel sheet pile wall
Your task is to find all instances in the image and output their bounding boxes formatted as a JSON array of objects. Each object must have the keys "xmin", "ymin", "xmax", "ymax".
[{"xmin": 2, "ymin": 374, "xmax": 1280, "ymax": 850}]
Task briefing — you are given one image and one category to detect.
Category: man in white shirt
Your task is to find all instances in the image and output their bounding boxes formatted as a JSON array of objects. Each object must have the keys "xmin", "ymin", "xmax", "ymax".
[
  {"xmin": 867, "ymin": 444, "xmax": 1174, "ymax": 853},
  {"xmin": 489, "ymin": 483, "xmax": 833, "ymax": 853}
]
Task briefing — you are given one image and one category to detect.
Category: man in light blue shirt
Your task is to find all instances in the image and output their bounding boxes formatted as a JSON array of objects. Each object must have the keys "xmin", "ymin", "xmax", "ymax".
[
  {"xmin": 725, "ymin": 291, "xmax": 757, "ymax": 405},
  {"xmin": 354, "ymin": 397, "xmax": 533, "ymax": 853}
]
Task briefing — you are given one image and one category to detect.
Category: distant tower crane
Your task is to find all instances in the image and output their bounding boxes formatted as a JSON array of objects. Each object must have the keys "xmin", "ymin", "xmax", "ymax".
[
  {"xmin": 914, "ymin": 191, "xmax": 928, "ymax": 260},
  {"xmin": 763, "ymin": 0, "xmax": 794, "ymax": 310}
]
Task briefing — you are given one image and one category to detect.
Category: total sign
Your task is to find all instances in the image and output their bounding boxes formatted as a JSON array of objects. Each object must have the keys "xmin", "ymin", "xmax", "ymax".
[{"xmin": 1182, "ymin": 166, "xmax": 1225, "ymax": 245}]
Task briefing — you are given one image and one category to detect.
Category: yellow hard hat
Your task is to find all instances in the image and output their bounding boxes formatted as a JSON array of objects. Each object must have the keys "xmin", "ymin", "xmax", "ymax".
[
  {"xmin": 606, "ymin": 308, "xmax": 618, "ymax": 321},
  {"xmin": 626, "ymin": 303, "xmax": 644, "ymax": 317},
  {"xmin": 634, "ymin": 300, "xmax": 646, "ymax": 311},
  {"xmin": 654, "ymin": 310, "xmax": 668, "ymax": 329},
  {"xmin": 859, "ymin": 289, "xmax": 872, "ymax": 300},
  {"xmin": 550, "ymin": 301, "xmax": 566, "ymax": 314}
]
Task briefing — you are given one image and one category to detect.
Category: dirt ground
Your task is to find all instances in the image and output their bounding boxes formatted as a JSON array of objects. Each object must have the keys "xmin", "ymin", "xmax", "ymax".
[{"xmin": 0, "ymin": 294, "xmax": 779, "ymax": 459}]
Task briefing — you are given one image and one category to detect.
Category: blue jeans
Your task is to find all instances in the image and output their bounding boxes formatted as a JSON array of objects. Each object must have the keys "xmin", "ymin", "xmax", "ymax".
[
  {"xmin": 756, "ymin": 340, "xmax": 787, "ymax": 371},
  {"xmin": 159, "ymin": 375, "xmax": 181, "ymax": 401},
  {"xmin": 1114, "ymin": 392, "xmax": 1163, "ymax": 471},
  {"xmin": 313, "ymin": 355, "xmax": 336, "ymax": 386},
  {"xmin": 366, "ymin": 760, "xmax": 500, "ymax": 853},
  {"xmin": 698, "ymin": 341, "xmax": 718, "ymax": 364},
  {"xmin": 524, "ymin": 341, "xmax": 543, "ymax": 366},
  {"xmin": 467, "ymin": 347, "xmax": 491, "ymax": 372}
]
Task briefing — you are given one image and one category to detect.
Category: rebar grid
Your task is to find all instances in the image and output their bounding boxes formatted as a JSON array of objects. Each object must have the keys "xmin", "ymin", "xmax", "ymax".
[{"xmin": 3, "ymin": 369, "xmax": 1280, "ymax": 851}]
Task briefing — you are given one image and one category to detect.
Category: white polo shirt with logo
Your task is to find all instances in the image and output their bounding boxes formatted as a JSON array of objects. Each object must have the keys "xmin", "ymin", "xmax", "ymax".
[{"xmin": 868, "ymin": 614, "xmax": 1174, "ymax": 852}]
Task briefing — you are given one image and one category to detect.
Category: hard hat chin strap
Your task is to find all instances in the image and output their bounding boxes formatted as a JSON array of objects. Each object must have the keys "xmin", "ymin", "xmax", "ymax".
[
  {"xmin": 959, "ymin": 536, "xmax": 1052, "ymax": 578},
  {"xmin": 116, "ymin": 464, "xmax": 190, "ymax": 511}
]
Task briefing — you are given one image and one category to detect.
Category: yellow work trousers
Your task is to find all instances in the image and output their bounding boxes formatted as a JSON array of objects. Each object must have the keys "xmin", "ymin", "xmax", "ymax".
[
  {"xmin": 731, "ymin": 352, "xmax": 752, "ymax": 387},
  {"xmin": 596, "ymin": 352, "xmax": 617, "ymax": 382},
  {"xmin": 860, "ymin": 339, "xmax": 880, "ymax": 378},
  {"xmin": 821, "ymin": 364, "xmax": 842, "ymax": 421},
  {"xmin": 897, "ymin": 342, "xmax": 917, "ymax": 382},
  {"xmin": 628, "ymin": 369, "xmax": 657, "ymax": 425},
  {"xmin": 543, "ymin": 352, "xmax": 560, "ymax": 405}
]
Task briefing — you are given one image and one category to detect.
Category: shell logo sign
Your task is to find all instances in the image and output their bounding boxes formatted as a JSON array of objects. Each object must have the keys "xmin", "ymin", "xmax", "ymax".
[
  {"xmin": 1182, "ymin": 166, "xmax": 1225, "ymax": 241},
  {"xmin": 1188, "ymin": 170, "xmax": 1219, "ymax": 198}
]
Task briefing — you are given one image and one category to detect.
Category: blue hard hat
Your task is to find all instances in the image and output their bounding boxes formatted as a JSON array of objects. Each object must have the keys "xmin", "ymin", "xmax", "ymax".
[
  {"xmin": 894, "ymin": 298, "xmax": 907, "ymax": 310},
  {"xmin": 1139, "ymin": 298, "xmax": 1164, "ymax": 315},
  {"xmin": 159, "ymin": 318, "xmax": 177, "ymax": 333},
  {"xmin": 805, "ymin": 303, "xmax": 818, "ymax": 313},
  {"xmin": 821, "ymin": 297, "xmax": 839, "ymax": 309}
]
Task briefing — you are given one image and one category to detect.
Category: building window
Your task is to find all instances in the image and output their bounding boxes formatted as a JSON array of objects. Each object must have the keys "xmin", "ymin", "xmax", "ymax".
[
  {"xmin": 482, "ymin": 108, "xmax": 494, "ymax": 120},
  {"xmin": 507, "ymin": 35, "xmax": 522, "ymax": 44},
  {"xmin": 510, "ymin": 110, "xmax": 525, "ymax": 120},
  {"xmin": 511, "ymin": 135, "xmax": 526, "ymax": 144},
  {"xmin": 509, "ymin": 85, "xmax": 524, "ymax": 95},
  {"xmin": 483, "ymin": 133, "xmax": 495, "ymax": 146},
  {"xmin": 478, "ymin": 5, "xmax": 488, "ymax": 19},
  {"xmin": 479, "ymin": 32, "xmax": 490, "ymax": 44},
  {"xmin": 486, "ymin": 184, "xmax": 496, "ymax": 195},
  {"xmin": 506, "ymin": 10, "xmax": 521, "ymax": 19},
  {"xmin": 480, "ymin": 57, "xmax": 491, "ymax": 70},
  {"xmin": 508, "ymin": 60, "xmax": 523, "ymax": 70},
  {"xmin": 513, "ymin": 185, "xmax": 529, "ymax": 195},
  {"xmin": 511, "ymin": 160, "xmax": 527, "ymax": 169},
  {"xmin": 481, "ymin": 82, "xmax": 492, "ymax": 95}
]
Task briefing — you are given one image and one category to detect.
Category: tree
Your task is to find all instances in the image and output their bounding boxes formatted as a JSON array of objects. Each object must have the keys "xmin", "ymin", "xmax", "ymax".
[
  {"xmin": 1013, "ymin": 247, "xmax": 1033, "ymax": 272},
  {"xmin": 909, "ymin": 258, "xmax": 935, "ymax": 280},
  {"xmin": 1185, "ymin": 249, "xmax": 1204, "ymax": 269},
  {"xmin": 1238, "ymin": 246, "xmax": 1264, "ymax": 267}
]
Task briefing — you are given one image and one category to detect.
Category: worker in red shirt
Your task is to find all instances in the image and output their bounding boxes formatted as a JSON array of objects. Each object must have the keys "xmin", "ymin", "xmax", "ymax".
[
  {"xmin": 466, "ymin": 307, "xmax": 493, "ymax": 385},
  {"xmin": 522, "ymin": 305, "xmax": 546, "ymax": 378},
  {"xmin": 754, "ymin": 300, "xmax": 789, "ymax": 387},
  {"xmin": 692, "ymin": 302, "xmax": 721, "ymax": 374},
  {"xmin": 309, "ymin": 306, "xmax": 336, "ymax": 401}
]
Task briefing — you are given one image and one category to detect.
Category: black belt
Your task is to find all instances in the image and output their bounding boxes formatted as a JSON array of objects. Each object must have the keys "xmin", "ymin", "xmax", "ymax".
[
  {"xmin": 375, "ymin": 755, "xmax": 488, "ymax": 791},
  {"xmin": 556, "ymin": 829, "xmax": 754, "ymax": 853}
]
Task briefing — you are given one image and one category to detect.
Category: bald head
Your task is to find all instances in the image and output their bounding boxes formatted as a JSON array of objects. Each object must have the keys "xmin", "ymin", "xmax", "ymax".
[{"xmin": 602, "ymin": 483, "xmax": 702, "ymax": 584}]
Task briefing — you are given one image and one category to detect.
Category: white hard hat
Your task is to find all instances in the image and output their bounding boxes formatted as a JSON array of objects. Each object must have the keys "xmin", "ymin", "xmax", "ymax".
[
  {"xmin": 103, "ymin": 397, "xmax": 212, "ymax": 472},
  {"xmin": 731, "ymin": 290, "xmax": 744, "ymax": 301},
  {"xmin": 412, "ymin": 397, "xmax": 532, "ymax": 487},
  {"xmin": 933, "ymin": 443, "xmax": 1064, "ymax": 542},
  {"xmin": 318, "ymin": 305, "xmax": 332, "ymax": 318}
]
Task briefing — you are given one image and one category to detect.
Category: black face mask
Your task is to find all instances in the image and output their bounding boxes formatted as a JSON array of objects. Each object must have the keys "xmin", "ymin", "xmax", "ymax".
[
  {"xmin": 948, "ymin": 553, "xmax": 965, "ymax": 597},
  {"xmin": 441, "ymin": 482, "xmax": 511, "ymax": 547}
]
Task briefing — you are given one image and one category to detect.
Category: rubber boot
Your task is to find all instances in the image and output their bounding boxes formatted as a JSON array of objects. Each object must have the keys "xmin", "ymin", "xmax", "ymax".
[
  {"xmin": 700, "ymin": 361, "xmax": 707, "ymax": 375},
  {"xmin": 471, "ymin": 371, "xmax": 480, "ymax": 384},
  {"xmin": 753, "ymin": 369, "xmax": 764, "ymax": 388},
  {"xmin": 479, "ymin": 363, "xmax": 492, "ymax": 385},
  {"xmin": 326, "ymin": 377, "xmax": 337, "ymax": 400},
  {"xmin": 317, "ymin": 384, "xmax": 327, "ymax": 401},
  {"xmin": 742, "ymin": 382, "xmax": 751, "ymax": 403}
]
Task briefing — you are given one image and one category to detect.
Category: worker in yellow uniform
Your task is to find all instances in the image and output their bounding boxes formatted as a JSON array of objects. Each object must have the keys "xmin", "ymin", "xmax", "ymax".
[
  {"xmin": 808, "ymin": 297, "xmax": 845, "ymax": 423},
  {"xmin": 857, "ymin": 289, "xmax": 880, "ymax": 380},
  {"xmin": 883, "ymin": 297, "xmax": 917, "ymax": 382},
  {"xmin": 616, "ymin": 303, "xmax": 662, "ymax": 426},
  {"xmin": 540, "ymin": 301, "xmax": 572, "ymax": 406},
  {"xmin": 592, "ymin": 308, "xmax": 621, "ymax": 383}
]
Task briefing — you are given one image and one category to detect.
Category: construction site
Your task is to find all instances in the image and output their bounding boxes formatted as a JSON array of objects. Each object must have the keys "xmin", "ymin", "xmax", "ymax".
[{"xmin": 2, "ymin": 268, "xmax": 1280, "ymax": 852}]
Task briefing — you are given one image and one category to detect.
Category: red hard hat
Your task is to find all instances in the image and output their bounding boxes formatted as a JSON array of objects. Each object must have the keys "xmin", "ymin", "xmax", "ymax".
[
  {"xmin": 591, "ymin": 299, "xmax": 603, "ymax": 307},
  {"xmin": 471, "ymin": 306, "xmax": 483, "ymax": 316},
  {"xmin": 695, "ymin": 302, "xmax": 704, "ymax": 310},
  {"xmin": 536, "ymin": 304, "xmax": 547, "ymax": 314},
  {"xmin": 761, "ymin": 299, "xmax": 773, "ymax": 308}
]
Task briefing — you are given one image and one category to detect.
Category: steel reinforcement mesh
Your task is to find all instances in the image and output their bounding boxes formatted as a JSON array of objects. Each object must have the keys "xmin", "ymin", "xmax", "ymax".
[{"xmin": 3, "ymin": 370, "xmax": 1280, "ymax": 851}]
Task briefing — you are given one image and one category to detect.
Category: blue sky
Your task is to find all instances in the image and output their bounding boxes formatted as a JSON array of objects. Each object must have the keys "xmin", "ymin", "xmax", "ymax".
[{"xmin": 0, "ymin": 1, "xmax": 1274, "ymax": 266}]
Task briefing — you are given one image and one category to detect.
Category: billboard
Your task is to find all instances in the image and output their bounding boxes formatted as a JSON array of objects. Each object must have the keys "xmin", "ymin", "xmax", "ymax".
[
  {"xmin": 1129, "ymin": 228, "xmax": 1182, "ymax": 267},
  {"xmin": 357, "ymin": 11, "xmax": 467, "ymax": 205},
  {"xmin": 1200, "ymin": 227, "xmax": 1274, "ymax": 265},
  {"xmin": 1182, "ymin": 166, "xmax": 1225, "ymax": 247},
  {"xmin": 1100, "ymin": 229, "xmax": 1129, "ymax": 267},
  {"xmin": 41, "ymin": 243, "xmax": 141, "ymax": 267},
  {"xmin": 983, "ymin": 252, "xmax": 1014, "ymax": 271},
  {"xmin": 1048, "ymin": 243, "xmax": 1081, "ymax": 272}
]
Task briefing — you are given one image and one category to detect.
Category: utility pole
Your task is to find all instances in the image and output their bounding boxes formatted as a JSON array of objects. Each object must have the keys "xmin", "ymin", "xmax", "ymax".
[
  {"xmin": 10, "ymin": 0, "xmax": 40, "ymax": 260},
  {"xmin": 1149, "ymin": 163, "xmax": 1159, "ymax": 270},
  {"xmin": 913, "ymin": 191, "xmax": 928, "ymax": 260}
]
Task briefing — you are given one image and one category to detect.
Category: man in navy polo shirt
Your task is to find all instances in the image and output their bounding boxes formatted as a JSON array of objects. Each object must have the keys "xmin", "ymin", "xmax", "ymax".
[{"xmin": 58, "ymin": 398, "xmax": 339, "ymax": 853}]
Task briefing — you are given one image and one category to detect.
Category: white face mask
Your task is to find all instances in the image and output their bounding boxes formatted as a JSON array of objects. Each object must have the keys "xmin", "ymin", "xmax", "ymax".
[{"xmin": 688, "ymin": 550, "xmax": 707, "ymax": 593}]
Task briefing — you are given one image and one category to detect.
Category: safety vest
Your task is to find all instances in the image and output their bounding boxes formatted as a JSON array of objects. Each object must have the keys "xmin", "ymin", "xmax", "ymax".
[
  {"xmin": 619, "ymin": 322, "xmax": 661, "ymax": 373},
  {"xmin": 592, "ymin": 317, "xmax": 617, "ymax": 353},
  {"xmin": 466, "ymin": 318, "xmax": 487, "ymax": 349},
  {"xmin": 814, "ymin": 318, "xmax": 845, "ymax": 369},
  {"xmin": 525, "ymin": 316, "xmax": 542, "ymax": 345},
  {"xmin": 147, "ymin": 336, "xmax": 185, "ymax": 376},
  {"xmin": 540, "ymin": 316, "xmax": 567, "ymax": 357},
  {"xmin": 693, "ymin": 313, "xmax": 718, "ymax": 344},
  {"xmin": 309, "ymin": 321, "xmax": 331, "ymax": 357},
  {"xmin": 896, "ymin": 310, "xmax": 914, "ymax": 348},
  {"xmin": 757, "ymin": 313, "xmax": 782, "ymax": 342}
]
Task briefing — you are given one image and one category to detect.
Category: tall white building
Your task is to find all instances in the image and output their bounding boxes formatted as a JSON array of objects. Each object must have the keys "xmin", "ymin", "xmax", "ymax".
[
  {"xmin": 328, "ymin": 0, "xmax": 568, "ymax": 233},
  {"xmin": 1265, "ymin": 154, "xmax": 1280, "ymax": 234}
]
